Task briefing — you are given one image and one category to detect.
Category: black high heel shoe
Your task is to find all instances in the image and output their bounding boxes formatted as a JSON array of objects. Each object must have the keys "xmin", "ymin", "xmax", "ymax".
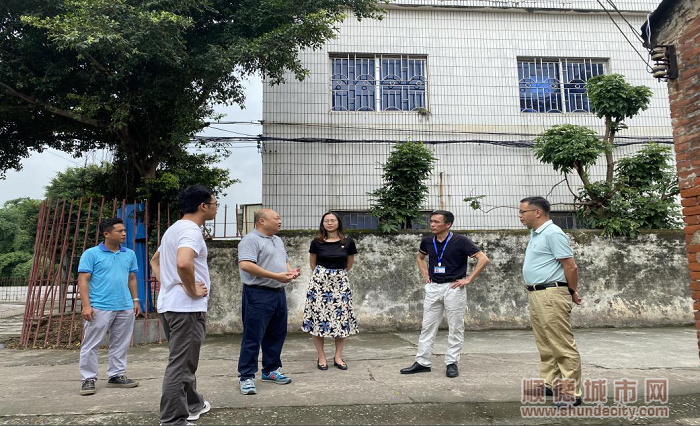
[
  {"xmin": 317, "ymin": 359, "xmax": 328, "ymax": 370},
  {"xmin": 333, "ymin": 358, "xmax": 348, "ymax": 370}
]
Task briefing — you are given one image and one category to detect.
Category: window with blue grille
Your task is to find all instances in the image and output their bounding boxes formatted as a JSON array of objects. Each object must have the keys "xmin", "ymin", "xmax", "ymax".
[
  {"xmin": 332, "ymin": 210, "xmax": 431, "ymax": 230},
  {"xmin": 518, "ymin": 58, "xmax": 606, "ymax": 113},
  {"xmin": 331, "ymin": 54, "xmax": 427, "ymax": 112}
]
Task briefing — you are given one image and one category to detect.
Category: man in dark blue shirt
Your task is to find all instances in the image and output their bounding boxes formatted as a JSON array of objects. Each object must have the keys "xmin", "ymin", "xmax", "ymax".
[{"xmin": 400, "ymin": 210, "xmax": 490, "ymax": 378}]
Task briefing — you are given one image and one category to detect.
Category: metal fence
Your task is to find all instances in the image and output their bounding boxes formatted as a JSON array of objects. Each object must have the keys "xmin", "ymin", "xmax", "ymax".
[
  {"xmin": 260, "ymin": 140, "xmax": 677, "ymax": 230},
  {"xmin": 19, "ymin": 198, "xmax": 249, "ymax": 349},
  {"xmin": 0, "ymin": 278, "xmax": 28, "ymax": 303}
]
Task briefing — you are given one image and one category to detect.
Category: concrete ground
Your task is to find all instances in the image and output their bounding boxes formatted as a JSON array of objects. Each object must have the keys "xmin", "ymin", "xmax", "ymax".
[{"xmin": 0, "ymin": 326, "xmax": 699, "ymax": 425}]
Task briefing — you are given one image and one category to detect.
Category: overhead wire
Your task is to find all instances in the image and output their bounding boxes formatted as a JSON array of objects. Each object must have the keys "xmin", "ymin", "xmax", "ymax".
[{"xmin": 594, "ymin": 0, "xmax": 653, "ymax": 72}]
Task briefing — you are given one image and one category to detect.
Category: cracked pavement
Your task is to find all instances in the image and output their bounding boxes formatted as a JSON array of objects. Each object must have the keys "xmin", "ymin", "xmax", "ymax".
[{"xmin": 0, "ymin": 327, "xmax": 699, "ymax": 424}]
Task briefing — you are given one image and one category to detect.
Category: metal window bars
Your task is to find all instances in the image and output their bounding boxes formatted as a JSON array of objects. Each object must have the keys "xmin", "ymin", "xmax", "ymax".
[
  {"xmin": 518, "ymin": 58, "xmax": 606, "ymax": 114},
  {"xmin": 331, "ymin": 54, "xmax": 428, "ymax": 112}
]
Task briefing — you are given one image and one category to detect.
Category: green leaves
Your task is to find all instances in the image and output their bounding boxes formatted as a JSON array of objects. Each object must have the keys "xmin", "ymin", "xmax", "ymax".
[
  {"xmin": 369, "ymin": 141, "xmax": 437, "ymax": 232},
  {"xmin": 533, "ymin": 124, "xmax": 608, "ymax": 178},
  {"xmin": 534, "ymin": 73, "xmax": 677, "ymax": 237},
  {"xmin": 463, "ymin": 195, "xmax": 485, "ymax": 211},
  {"xmin": 572, "ymin": 144, "xmax": 681, "ymax": 237},
  {"xmin": 44, "ymin": 150, "xmax": 239, "ymax": 204},
  {"xmin": 586, "ymin": 74, "xmax": 653, "ymax": 126},
  {"xmin": 1, "ymin": 0, "xmax": 383, "ymax": 197},
  {"xmin": 0, "ymin": 198, "xmax": 42, "ymax": 278}
]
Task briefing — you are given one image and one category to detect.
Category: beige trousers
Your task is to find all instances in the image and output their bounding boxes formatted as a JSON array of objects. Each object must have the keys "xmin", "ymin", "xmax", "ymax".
[
  {"xmin": 415, "ymin": 282, "xmax": 467, "ymax": 367},
  {"xmin": 527, "ymin": 285, "xmax": 582, "ymax": 398}
]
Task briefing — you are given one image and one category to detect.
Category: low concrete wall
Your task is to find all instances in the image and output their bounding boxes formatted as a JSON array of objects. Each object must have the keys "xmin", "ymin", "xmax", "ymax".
[
  {"xmin": 100, "ymin": 318, "xmax": 165, "ymax": 347},
  {"xmin": 206, "ymin": 230, "xmax": 692, "ymax": 334}
]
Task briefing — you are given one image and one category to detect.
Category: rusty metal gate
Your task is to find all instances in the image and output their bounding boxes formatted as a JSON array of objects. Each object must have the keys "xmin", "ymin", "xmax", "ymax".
[
  {"xmin": 20, "ymin": 198, "xmax": 167, "ymax": 348},
  {"xmin": 20, "ymin": 197, "xmax": 242, "ymax": 349}
]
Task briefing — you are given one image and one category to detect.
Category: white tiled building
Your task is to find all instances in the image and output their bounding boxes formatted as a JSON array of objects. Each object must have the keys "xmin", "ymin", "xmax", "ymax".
[{"xmin": 262, "ymin": 0, "xmax": 672, "ymax": 230}]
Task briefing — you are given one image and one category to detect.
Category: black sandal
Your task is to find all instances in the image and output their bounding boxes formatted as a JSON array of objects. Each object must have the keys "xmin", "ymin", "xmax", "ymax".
[
  {"xmin": 333, "ymin": 358, "xmax": 348, "ymax": 370},
  {"xmin": 317, "ymin": 359, "xmax": 328, "ymax": 370}
]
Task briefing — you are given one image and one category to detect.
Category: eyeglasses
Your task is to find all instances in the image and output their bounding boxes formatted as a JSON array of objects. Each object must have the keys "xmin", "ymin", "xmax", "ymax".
[
  {"xmin": 518, "ymin": 209, "xmax": 538, "ymax": 215},
  {"xmin": 323, "ymin": 219, "xmax": 338, "ymax": 224},
  {"xmin": 204, "ymin": 202, "xmax": 220, "ymax": 208}
]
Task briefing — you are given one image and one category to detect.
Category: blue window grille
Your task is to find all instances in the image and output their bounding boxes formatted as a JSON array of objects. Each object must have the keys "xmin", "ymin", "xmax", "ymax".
[
  {"xmin": 332, "ymin": 210, "xmax": 430, "ymax": 230},
  {"xmin": 380, "ymin": 56, "xmax": 427, "ymax": 111},
  {"xmin": 333, "ymin": 211, "xmax": 379, "ymax": 230},
  {"xmin": 518, "ymin": 58, "xmax": 605, "ymax": 113},
  {"xmin": 331, "ymin": 54, "xmax": 427, "ymax": 112},
  {"xmin": 331, "ymin": 56, "xmax": 376, "ymax": 111}
]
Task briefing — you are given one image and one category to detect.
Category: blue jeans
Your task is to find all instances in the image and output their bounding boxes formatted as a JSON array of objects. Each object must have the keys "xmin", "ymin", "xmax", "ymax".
[{"xmin": 237, "ymin": 285, "xmax": 288, "ymax": 380}]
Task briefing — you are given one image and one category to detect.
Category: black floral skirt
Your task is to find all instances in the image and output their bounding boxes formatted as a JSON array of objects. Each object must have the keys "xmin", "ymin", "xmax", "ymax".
[{"xmin": 301, "ymin": 266, "xmax": 359, "ymax": 338}]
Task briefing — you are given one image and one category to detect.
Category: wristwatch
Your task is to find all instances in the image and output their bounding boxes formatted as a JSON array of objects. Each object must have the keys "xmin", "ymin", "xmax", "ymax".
[{"xmin": 132, "ymin": 298, "xmax": 140, "ymax": 302}]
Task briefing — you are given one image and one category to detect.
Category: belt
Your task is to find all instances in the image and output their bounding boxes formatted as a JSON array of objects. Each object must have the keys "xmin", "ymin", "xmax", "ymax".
[
  {"xmin": 432, "ymin": 276, "xmax": 466, "ymax": 284},
  {"xmin": 244, "ymin": 284, "xmax": 285, "ymax": 292},
  {"xmin": 526, "ymin": 282, "xmax": 568, "ymax": 292}
]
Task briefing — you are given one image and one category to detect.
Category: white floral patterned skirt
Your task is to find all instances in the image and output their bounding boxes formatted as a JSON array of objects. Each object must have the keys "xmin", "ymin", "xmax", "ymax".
[{"xmin": 301, "ymin": 266, "xmax": 359, "ymax": 338}]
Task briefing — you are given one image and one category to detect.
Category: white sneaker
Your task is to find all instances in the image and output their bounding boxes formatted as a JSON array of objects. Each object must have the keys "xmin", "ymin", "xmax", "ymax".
[{"xmin": 187, "ymin": 400, "xmax": 211, "ymax": 421}]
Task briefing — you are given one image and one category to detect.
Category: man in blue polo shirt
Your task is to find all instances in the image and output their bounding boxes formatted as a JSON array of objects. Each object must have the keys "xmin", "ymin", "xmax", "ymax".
[
  {"xmin": 77, "ymin": 217, "xmax": 141, "ymax": 396},
  {"xmin": 519, "ymin": 197, "xmax": 582, "ymax": 408}
]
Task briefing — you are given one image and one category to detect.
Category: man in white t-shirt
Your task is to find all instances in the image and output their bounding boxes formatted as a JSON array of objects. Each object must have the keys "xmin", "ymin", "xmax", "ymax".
[{"xmin": 150, "ymin": 185, "xmax": 217, "ymax": 426}]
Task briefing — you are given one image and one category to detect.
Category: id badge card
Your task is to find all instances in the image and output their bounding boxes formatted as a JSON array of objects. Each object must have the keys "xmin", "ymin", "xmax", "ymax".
[{"xmin": 434, "ymin": 265, "xmax": 446, "ymax": 274}]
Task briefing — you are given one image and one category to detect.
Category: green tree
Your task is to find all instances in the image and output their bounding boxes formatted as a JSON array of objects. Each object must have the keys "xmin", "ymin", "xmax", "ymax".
[
  {"xmin": 586, "ymin": 74, "xmax": 653, "ymax": 181},
  {"xmin": 0, "ymin": 0, "xmax": 382, "ymax": 196},
  {"xmin": 44, "ymin": 163, "xmax": 118, "ymax": 200},
  {"xmin": 369, "ymin": 141, "xmax": 437, "ymax": 232},
  {"xmin": 528, "ymin": 74, "xmax": 677, "ymax": 237},
  {"xmin": 533, "ymin": 124, "xmax": 609, "ymax": 188},
  {"xmin": 0, "ymin": 198, "xmax": 42, "ymax": 278},
  {"xmin": 575, "ymin": 144, "xmax": 681, "ymax": 236},
  {"xmin": 44, "ymin": 152, "xmax": 238, "ymax": 204},
  {"xmin": 469, "ymin": 75, "xmax": 677, "ymax": 237}
]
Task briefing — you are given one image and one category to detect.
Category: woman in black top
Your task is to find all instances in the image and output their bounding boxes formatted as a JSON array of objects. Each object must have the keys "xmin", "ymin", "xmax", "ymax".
[{"xmin": 301, "ymin": 212, "xmax": 358, "ymax": 370}]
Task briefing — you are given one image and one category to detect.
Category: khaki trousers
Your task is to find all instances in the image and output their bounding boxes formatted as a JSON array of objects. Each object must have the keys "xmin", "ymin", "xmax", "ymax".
[{"xmin": 527, "ymin": 286, "xmax": 582, "ymax": 398}]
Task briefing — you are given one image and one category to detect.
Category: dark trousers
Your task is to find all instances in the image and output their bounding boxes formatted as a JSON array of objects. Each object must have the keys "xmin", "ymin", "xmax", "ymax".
[
  {"xmin": 237, "ymin": 285, "xmax": 288, "ymax": 380},
  {"xmin": 159, "ymin": 312, "xmax": 206, "ymax": 426}
]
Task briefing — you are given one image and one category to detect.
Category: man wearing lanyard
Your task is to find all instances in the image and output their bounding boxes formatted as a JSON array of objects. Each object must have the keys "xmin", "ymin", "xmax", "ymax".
[{"xmin": 400, "ymin": 210, "xmax": 490, "ymax": 378}]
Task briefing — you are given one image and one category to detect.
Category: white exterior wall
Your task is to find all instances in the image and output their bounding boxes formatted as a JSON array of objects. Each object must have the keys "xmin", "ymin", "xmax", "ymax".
[
  {"xmin": 262, "ymin": 3, "xmax": 673, "ymax": 230},
  {"xmin": 388, "ymin": 1, "xmax": 660, "ymax": 12}
]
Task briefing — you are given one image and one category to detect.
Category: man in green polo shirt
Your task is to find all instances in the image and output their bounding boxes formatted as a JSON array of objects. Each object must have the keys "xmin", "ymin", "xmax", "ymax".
[{"xmin": 519, "ymin": 197, "xmax": 582, "ymax": 408}]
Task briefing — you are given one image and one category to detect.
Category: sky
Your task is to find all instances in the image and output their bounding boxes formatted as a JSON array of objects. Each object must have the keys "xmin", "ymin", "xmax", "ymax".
[{"xmin": 0, "ymin": 78, "xmax": 264, "ymax": 236}]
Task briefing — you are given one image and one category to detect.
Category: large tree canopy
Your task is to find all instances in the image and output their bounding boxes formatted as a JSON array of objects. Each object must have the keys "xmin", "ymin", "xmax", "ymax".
[{"xmin": 0, "ymin": 0, "xmax": 382, "ymax": 189}]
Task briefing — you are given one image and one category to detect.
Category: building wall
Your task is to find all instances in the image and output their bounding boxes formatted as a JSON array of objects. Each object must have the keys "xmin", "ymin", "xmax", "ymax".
[
  {"xmin": 386, "ymin": 1, "xmax": 661, "ymax": 12},
  {"xmin": 651, "ymin": 0, "xmax": 700, "ymax": 358},
  {"xmin": 205, "ymin": 231, "xmax": 691, "ymax": 334},
  {"xmin": 263, "ymin": 4, "xmax": 673, "ymax": 229}
]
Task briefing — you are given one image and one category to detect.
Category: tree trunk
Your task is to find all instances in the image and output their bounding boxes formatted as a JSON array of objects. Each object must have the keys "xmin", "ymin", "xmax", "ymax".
[
  {"xmin": 574, "ymin": 162, "xmax": 592, "ymax": 188},
  {"xmin": 604, "ymin": 118, "xmax": 615, "ymax": 183},
  {"xmin": 116, "ymin": 128, "xmax": 159, "ymax": 195}
]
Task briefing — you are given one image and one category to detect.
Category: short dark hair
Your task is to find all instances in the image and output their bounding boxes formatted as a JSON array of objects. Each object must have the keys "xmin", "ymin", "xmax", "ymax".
[
  {"xmin": 178, "ymin": 185, "xmax": 214, "ymax": 214},
  {"xmin": 520, "ymin": 197, "xmax": 551, "ymax": 214},
  {"xmin": 431, "ymin": 210, "xmax": 454, "ymax": 225},
  {"xmin": 99, "ymin": 218, "xmax": 124, "ymax": 235}
]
